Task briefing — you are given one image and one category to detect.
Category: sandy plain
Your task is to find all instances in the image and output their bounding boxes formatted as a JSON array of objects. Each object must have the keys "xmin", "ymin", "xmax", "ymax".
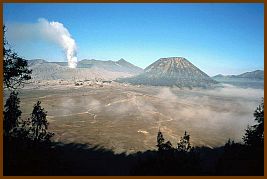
[{"xmin": 15, "ymin": 81, "xmax": 263, "ymax": 154}]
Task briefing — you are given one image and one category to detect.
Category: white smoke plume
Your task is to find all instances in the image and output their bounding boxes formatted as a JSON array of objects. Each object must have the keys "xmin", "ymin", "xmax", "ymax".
[{"xmin": 7, "ymin": 18, "xmax": 78, "ymax": 68}]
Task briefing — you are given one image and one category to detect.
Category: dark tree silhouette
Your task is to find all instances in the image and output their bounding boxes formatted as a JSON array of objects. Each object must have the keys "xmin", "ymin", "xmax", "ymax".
[
  {"xmin": 156, "ymin": 130, "xmax": 173, "ymax": 151},
  {"xmin": 3, "ymin": 91, "xmax": 21, "ymax": 135},
  {"xmin": 28, "ymin": 101, "xmax": 54, "ymax": 142},
  {"xmin": 243, "ymin": 99, "xmax": 264, "ymax": 147},
  {"xmin": 177, "ymin": 131, "xmax": 192, "ymax": 152},
  {"xmin": 224, "ymin": 138, "xmax": 235, "ymax": 150},
  {"xmin": 3, "ymin": 25, "xmax": 32, "ymax": 137},
  {"xmin": 216, "ymin": 100, "xmax": 264, "ymax": 175},
  {"xmin": 3, "ymin": 26, "xmax": 32, "ymax": 90},
  {"xmin": 163, "ymin": 141, "xmax": 173, "ymax": 150},
  {"xmin": 157, "ymin": 130, "xmax": 165, "ymax": 148}
]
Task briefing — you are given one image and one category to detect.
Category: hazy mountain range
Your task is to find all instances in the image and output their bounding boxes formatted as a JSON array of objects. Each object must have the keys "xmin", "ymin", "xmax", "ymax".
[
  {"xmin": 48, "ymin": 58, "xmax": 143, "ymax": 74},
  {"xmin": 28, "ymin": 58, "xmax": 143, "ymax": 81},
  {"xmin": 213, "ymin": 70, "xmax": 264, "ymax": 80},
  {"xmin": 212, "ymin": 70, "xmax": 264, "ymax": 89},
  {"xmin": 27, "ymin": 57, "xmax": 263, "ymax": 88}
]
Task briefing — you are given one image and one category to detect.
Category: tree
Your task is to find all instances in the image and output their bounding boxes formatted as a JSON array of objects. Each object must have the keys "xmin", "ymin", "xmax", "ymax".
[
  {"xmin": 157, "ymin": 130, "xmax": 165, "ymax": 148},
  {"xmin": 243, "ymin": 99, "xmax": 264, "ymax": 147},
  {"xmin": 3, "ymin": 26, "xmax": 32, "ymax": 90},
  {"xmin": 156, "ymin": 130, "xmax": 173, "ymax": 151},
  {"xmin": 177, "ymin": 131, "xmax": 192, "ymax": 152},
  {"xmin": 3, "ymin": 25, "xmax": 32, "ymax": 137},
  {"xmin": 162, "ymin": 141, "xmax": 173, "ymax": 151},
  {"xmin": 3, "ymin": 91, "xmax": 21, "ymax": 135},
  {"xmin": 224, "ymin": 138, "xmax": 235, "ymax": 148},
  {"xmin": 28, "ymin": 101, "xmax": 54, "ymax": 142}
]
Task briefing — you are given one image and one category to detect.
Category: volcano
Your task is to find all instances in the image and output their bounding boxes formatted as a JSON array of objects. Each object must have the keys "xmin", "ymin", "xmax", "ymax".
[{"xmin": 117, "ymin": 57, "xmax": 217, "ymax": 88}]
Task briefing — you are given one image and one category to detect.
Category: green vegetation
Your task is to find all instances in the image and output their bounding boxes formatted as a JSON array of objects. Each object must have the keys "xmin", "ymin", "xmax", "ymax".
[
  {"xmin": 3, "ymin": 26, "xmax": 32, "ymax": 90},
  {"xmin": 3, "ymin": 91, "xmax": 21, "ymax": 136},
  {"xmin": 3, "ymin": 26, "xmax": 53, "ymax": 143},
  {"xmin": 243, "ymin": 99, "xmax": 264, "ymax": 147}
]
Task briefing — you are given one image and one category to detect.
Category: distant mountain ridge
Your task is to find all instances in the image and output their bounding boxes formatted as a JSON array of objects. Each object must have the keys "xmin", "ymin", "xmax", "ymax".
[
  {"xmin": 213, "ymin": 70, "xmax": 264, "ymax": 80},
  {"xmin": 236, "ymin": 70, "xmax": 264, "ymax": 79},
  {"xmin": 117, "ymin": 57, "xmax": 217, "ymax": 88},
  {"xmin": 212, "ymin": 70, "xmax": 264, "ymax": 89},
  {"xmin": 27, "ymin": 58, "xmax": 143, "ymax": 81},
  {"xmin": 77, "ymin": 58, "xmax": 143, "ymax": 74}
]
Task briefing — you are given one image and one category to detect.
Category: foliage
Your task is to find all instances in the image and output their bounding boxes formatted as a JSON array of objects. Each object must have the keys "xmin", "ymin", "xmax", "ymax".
[
  {"xmin": 135, "ymin": 130, "xmax": 200, "ymax": 175},
  {"xmin": 27, "ymin": 101, "xmax": 54, "ymax": 142},
  {"xmin": 177, "ymin": 131, "xmax": 192, "ymax": 152},
  {"xmin": 156, "ymin": 130, "xmax": 173, "ymax": 151},
  {"xmin": 6, "ymin": 101, "xmax": 54, "ymax": 143},
  {"xmin": 157, "ymin": 130, "xmax": 192, "ymax": 152},
  {"xmin": 3, "ymin": 91, "xmax": 21, "ymax": 135},
  {"xmin": 3, "ymin": 25, "xmax": 32, "ymax": 138},
  {"xmin": 157, "ymin": 130, "xmax": 164, "ymax": 147},
  {"xmin": 224, "ymin": 138, "xmax": 235, "ymax": 151},
  {"xmin": 3, "ymin": 25, "xmax": 32, "ymax": 90},
  {"xmin": 243, "ymin": 98, "xmax": 264, "ymax": 147},
  {"xmin": 217, "ymin": 98, "xmax": 265, "ymax": 176}
]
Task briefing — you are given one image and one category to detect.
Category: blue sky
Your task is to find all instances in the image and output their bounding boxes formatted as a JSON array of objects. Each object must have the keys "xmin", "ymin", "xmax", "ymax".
[{"xmin": 3, "ymin": 3, "xmax": 264, "ymax": 76}]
